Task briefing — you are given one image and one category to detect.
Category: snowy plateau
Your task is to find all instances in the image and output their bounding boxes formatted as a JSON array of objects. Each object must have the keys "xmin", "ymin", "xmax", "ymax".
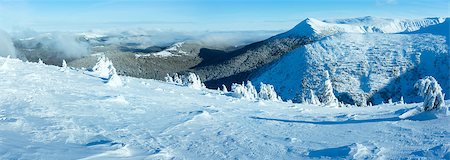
[{"xmin": 0, "ymin": 16, "xmax": 449, "ymax": 160}]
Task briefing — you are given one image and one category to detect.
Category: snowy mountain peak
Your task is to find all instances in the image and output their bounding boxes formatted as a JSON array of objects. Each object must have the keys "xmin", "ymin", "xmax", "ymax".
[{"xmin": 274, "ymin": 17, "xmax": 447, "ymax": 39}]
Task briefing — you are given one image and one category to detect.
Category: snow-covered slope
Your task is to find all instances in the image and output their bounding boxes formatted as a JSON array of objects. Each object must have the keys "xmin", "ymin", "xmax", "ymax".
[
  {"xmin": 274, "ymin": 16, "xmax": 445, "ymax": 39},
  {"xmin": 0, "ymin": 57, "xmax": 449, "ymax": 159},
  {"xmin": 253, "ymin": 17, "xmax": 449, "ymax": 105},
  {"xmin": 135, "ymin": 42, "xmax": 188, "ymax": 58}
]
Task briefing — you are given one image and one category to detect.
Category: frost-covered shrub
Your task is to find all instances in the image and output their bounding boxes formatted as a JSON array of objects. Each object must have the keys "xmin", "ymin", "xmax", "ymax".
[
  {"xmin": 415, "ymin": 76, "xmax": 445, "ymax": 111},
  {"xmin": 165, "ymin": 72, "xmax": 205, "ymax": 90},
  {"xmin": 258, "ymin": 82, "xmax": 281, "ymax": 101},
  {"xmin": 321, "ymin": 71, "xmax": 340, "ymax": 107}
]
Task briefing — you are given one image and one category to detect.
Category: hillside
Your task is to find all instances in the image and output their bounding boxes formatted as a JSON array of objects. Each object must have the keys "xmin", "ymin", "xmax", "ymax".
[{"xmin": 252, "ymin": 17, "xmax": 449, "ymax": 105}]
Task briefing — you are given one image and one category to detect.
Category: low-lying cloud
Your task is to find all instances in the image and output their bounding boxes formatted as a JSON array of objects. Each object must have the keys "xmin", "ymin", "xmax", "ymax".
[
  {"xmin": 0, "ymin": 29, "xmax": 16, "ymax": 57},
  {"xmin": 12, "ymin": 31, "xmax": 89, "ymax": 65}
]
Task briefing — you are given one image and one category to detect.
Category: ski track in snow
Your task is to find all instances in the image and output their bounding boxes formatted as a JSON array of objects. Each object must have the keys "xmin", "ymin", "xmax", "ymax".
[{"xmin": 0, "ymin": 57, "xmax": 449, "ymax": 159}]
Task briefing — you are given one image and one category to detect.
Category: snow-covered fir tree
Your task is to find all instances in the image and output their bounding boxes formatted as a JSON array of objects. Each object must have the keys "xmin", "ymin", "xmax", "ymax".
[
  {"xmin": 60, "ymin": 59, "xmax": 68, "ymax": 72},
  {"xmin": 62, "ymin": 60, "xmax": 67, "ymax": 68},
  {"xmin": 258, "ymin": 82, "xmax": 281, "ymax": 101},
  {"xmin": 173, "ymin": 73, "xmax": 183, "ymax": 85},
  {"xmin": 92, "ymin": 55, "xmax": 113, "ymax": 79},
  {"xmin": 165, "ymin": 72, "xmax": 205, "ymax": 90},
  {"xmin": 231, "ymin": 81, "xmax": 281, "ymax": 101},
  {"xmin": 246, "ymin": 81, "xmax": 258, "ymax": 100},
  {"xmin": 186, "ymin": 73, "xmax": 205, "ymax": 90},
  {"xmin": 222, "ymin": 84, "xmax": 228, "ymax": 92},
  {"xmin": 399, "ymin": 96, "xmax": 405, "ymax": 105},
  {"xmin": 91, "ymin": 55, "xmax": 122, "ymax": 87},
  {"xmin": 38, "ymin": 58, "xmax": 44, "ymax": 65},
  {"xmin": 0, "ymin": 55, "xmax": 10, "ymax": 70},
  {"xmin": 415, "ymin": 76, "xmax": 446, "ymax": 111},
  {"xmin": 305, "ymin": 89, "xmax": 320, "ymax": 105},
  {"xmin": 321, "ymin": 71, "xmax": 339, "ymax": 107},
  {"xmin": 231, "ymin": 81, "xmax": 258, "ymax": 100},
  {"xmin": 106, "ymin": 64, "xmax": 122, "ymax": 87},
  {"xmin": 164, "ymin": 74, "xmax": 174, "ymax": 83}
]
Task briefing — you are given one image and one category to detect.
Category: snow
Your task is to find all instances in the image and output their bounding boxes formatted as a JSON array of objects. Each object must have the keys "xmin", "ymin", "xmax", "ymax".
[
  {"xmin": 253, "ymin": 33, "xmax": 449, "ymax": 105},
  {"xmin": 274, "ymin": 16, "xmax": 446, "ymax": 39},
  {"xmin": 135, "ymin": 42, "xmax": 187, "ymax": 58},
  {"xmin": 0, "ymin": 57, "xmax": 449, "ymax": 159},
  {"xmin": 415, "ymin": 76, "xmax": 446, "ymax": 111},
  {"xmin": 165, "ymin": 72, "xmax": 205, "ymax": 90}
]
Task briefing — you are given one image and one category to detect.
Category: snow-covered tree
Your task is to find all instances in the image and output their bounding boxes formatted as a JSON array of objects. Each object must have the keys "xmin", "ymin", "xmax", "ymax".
[
  {"xmin": 106, "ymin": 64, "xmax": 122, "ymax": 87},
  {"xmin": 222, "ymin": 84, "xmax": 228, "ymax": 92},
  {"xmin": 186, "ymin": 73, "xmax": 205, "ymax": 89},
  {"xmin": 305, "ymin": 89, "xmax": 320, "ymax": 105},
  {"xmin": 60, "ymin": 59, "xmax": 68, "ymax": 72},
  {"xmin": 38, "ymin": 58, "xmax": 44, "ymax": 65},
  {"xmin": 246, "ymin": 81, "xmax": 258, "ymax": 100},
  {"xmin": 388, "ymin": 98, "xmax": 393, "ymax": 104},
  {"xmin": 231, "ymin": 81, "xmax": 258, "ymax": 100},
  {"xmin": 91, "ymin": 55, "xmax": 122, "ymax": 87},
  {"xmin": 414, "ymin": 76, "xmax": 445, "ymax": 111},
  {"xmin": 258, "ymin": 82, "xmax": 281, "ymax": 101},
  {"xmin": 0, "ymin": 55, "xmax": 10, "ymax": 70},
  {"xmin": 164, "ymin": 74, "xmax": 174, "ymax": 83},
  {"xmin": 62, "ymin": 60, "xmax": 67, "ymax": 68},
  {"xmin": 173, "ymin": 73, "xmax": 183, "ymax": 85},
  {"xmin": 164, "ymin": 72, "xmax": 205, "ymax": 90},
  {"xmin": 398, "ymin": 96, "xmax": 405, "ymax": 105},
  {"xmin": 92, "ymin": 55, "xmax": 113, "ymax": 79},
  {"xmin": 321, "ymin": 71, "xmax": 339, "ymax": 107},
  {"xmin": 231, "ymin": 81, "xmax": 282, "ymax": 101}
]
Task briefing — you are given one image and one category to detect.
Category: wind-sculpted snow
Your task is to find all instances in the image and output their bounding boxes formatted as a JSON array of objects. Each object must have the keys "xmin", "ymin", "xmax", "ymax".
[
  {"xmin": 0, "ymin": 57, "xmax": 449, "ymax": 159},
  {"xmin": 253, "ymin": 33, "xmax": 449, "ymax": 105}
]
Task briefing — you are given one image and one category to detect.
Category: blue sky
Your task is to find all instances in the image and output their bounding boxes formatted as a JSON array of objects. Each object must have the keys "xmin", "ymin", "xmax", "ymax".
[{"xmin": 0, "ymin": 0, "xmax": 448, "ymax": 31}]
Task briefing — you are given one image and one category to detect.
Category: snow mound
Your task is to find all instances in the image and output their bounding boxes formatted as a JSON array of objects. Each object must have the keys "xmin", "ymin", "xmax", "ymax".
[
  {"xmin": 412, "ymin": 144, "xmax": 450, "ymax": 159},
  {"xmin": 308, "ymin": 142, "xmax": 383, "ymax": 159}
]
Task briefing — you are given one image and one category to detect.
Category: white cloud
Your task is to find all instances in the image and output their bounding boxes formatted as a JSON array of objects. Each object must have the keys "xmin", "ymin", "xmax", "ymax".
[
  {"xmin": 0, "ymin": 29, "xmax": 16, "ymax": 57},
  {"xmin": 376, "ymin": 0, "xmax": 398, "ymax": 6}
]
